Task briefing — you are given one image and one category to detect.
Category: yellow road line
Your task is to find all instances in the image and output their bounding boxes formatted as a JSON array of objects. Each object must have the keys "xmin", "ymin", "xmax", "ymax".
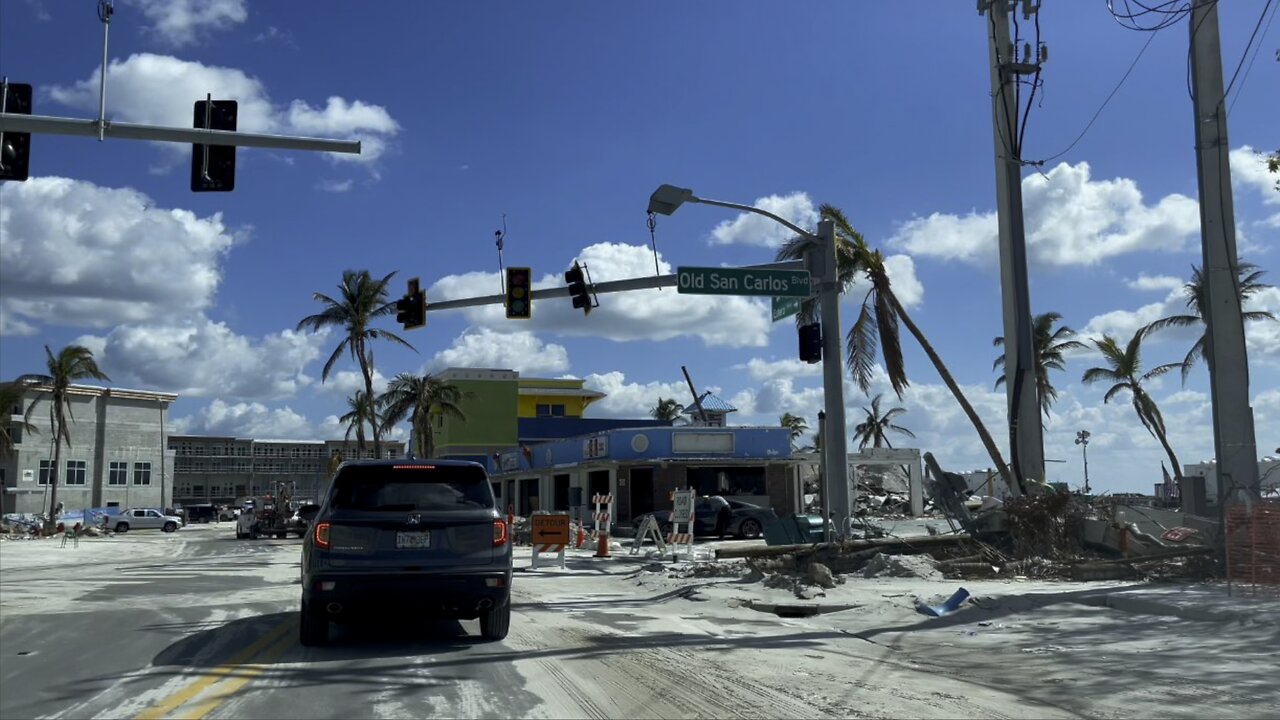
[
  {"xmin": 134, "ymin": 618, "xmax": 295, "ymax": 720},
  {"xmin": 179, "ymin": 630, "xmax": 297, "ymax": 720}
]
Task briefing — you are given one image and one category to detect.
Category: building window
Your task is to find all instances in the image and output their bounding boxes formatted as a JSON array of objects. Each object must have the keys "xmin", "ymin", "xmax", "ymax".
[
  {"xmin": 108, "ymin": 461, "xmax": 128, "ymax": 486},
  {"xmin": 133, "ymin": 462, "xmax": 152, "ymax": 486},
  {"xmin": 7, "ymin": 425, "xmax": 20, "ymax": 445},
  {"xmin": 536, "ymin": 403, "xmax": 566, "ymax": 418},
  {"xmin": 38, "ymin": 460, "xmax": 53, "ymax": 485},
  {"xmin": 65, "ymin": 460, "xmax": 87, "ymax": 486}
]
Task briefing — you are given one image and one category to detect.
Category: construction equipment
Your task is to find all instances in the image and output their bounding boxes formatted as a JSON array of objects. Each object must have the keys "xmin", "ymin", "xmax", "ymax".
[{"xmin": 234, "ymin": 482, "xmax": 294, "ymax": 539}]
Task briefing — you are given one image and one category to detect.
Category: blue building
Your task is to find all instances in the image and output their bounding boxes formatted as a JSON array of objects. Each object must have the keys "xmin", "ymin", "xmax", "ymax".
[{"xmin": 487, "ymin": 425, "xmax": 803, "ymax": 526}]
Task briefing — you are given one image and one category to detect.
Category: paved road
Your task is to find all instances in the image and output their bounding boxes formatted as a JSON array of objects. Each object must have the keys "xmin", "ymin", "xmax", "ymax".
[{"xmin": 0, "ymin": 527, "xmax": 828, "ymax": 719}]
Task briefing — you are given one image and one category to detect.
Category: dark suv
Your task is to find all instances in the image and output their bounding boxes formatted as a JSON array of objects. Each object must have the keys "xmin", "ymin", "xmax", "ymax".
[{"xmin": 299, "ymin": 459, "xmax": 513, "ymax": 646}]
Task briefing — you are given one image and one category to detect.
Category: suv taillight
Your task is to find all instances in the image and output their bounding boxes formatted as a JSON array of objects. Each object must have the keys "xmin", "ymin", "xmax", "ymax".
[
  {"xmin": 493, "ymin": 519, "xmax": 507, "ymax": 547},
  {"xmin": 314, "ymin": 521, "xmax": 331, "ymax": 549}
]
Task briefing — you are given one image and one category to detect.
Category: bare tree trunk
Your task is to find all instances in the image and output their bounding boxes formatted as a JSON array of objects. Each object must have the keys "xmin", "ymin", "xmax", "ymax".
[
  {"xmin": 886, "ymin": 290, "xmax": 1017, "ymax": 494},
  {"xmin": 48, "ymin": 403, "xmax": 64, "ymax": 529}
]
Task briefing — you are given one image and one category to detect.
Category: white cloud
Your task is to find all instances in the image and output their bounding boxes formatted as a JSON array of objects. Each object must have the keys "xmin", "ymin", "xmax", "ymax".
[
  {"xmin": 1127, "ymin": 274, "xmax": 1183, "ymax": 292},
  {"xmin": 316, "ymin": 179, "xmax": 353, "ymax": 193},
  {"xmin": 429, "ymin": 243, "xmax": 773, "ymax": 348},
  {"xmin": 316, "ymin": 369, "xmax": 389, "ymax": 398},
  {"xmin": 130, "ymin": 0, "xmax": 247, "ymax": 47},
  {"xmin": 880, "ymin": 254, "xmax": 925, "ymax": 308},
  {"xmin": 582, "ymin": 371, "xmax": 695, "ymax": 419},
  {"xmin": 49, "ymin": 54, "xmax": 399, "ymax": 163},
  {"xmin": 171, "ymin": 399, "xmax": 313, "ymax": 440},
  {"xmin": 709, "ymin": 193, "xmax": 821, "ymax": 248},
  {"xmin": 0, "ymin": 177, "xmax": 237, "ymax": 334},
  {"xmin": 425, "ymin": 328, "xmax": 570, "ymax": 376},
  {"xmin": 889, "ymin": 160, "xmax": 1201, "ymax": 267},
  {"xmin": 736, "ymin": 357, "xmax": 823, "ymax": 382},
  {"xmin": 1230, "ymin": 145, "xmax": 1280, "ymax": 205},
  {"xmin": 77, "ymin": 319, "xmax": 323, "ymax": 400}
]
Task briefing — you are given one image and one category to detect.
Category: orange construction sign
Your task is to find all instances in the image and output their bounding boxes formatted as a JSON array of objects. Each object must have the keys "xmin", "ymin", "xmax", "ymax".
[{"xmin": 531, "ymin": 513, "xmax": 571, "ymax": 546}]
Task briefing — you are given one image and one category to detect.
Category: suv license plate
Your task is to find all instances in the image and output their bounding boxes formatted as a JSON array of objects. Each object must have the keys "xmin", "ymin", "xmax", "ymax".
[{"xmin": 396, "ymin": 531, "xmax": 431, "ymax": 549}]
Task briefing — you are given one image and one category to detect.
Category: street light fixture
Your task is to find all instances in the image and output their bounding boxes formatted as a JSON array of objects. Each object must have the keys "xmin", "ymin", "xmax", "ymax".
[
  {"xmin": 648, "ymin": 184, "xmax": 852, "ymax": 540},
  {"xmin": 1075, "ymin": 430, "xmax": 1091, "ymax": 494}
]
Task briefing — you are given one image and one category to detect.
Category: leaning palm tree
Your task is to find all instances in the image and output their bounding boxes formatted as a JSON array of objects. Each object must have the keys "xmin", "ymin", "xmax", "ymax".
[
  {"xmin": 298, "ymin": 270, "xmax": 415, "ymax": 458},
  {"xmin": 0, "ymin": 381, "xmax": 40, "ymax": 456},
  {"xmin": 338, "ymin": 390, "xmax": 379, "ymax": 456},
  {"xmin": 651, "ymin": 397, "xmax": 683, "ymax": 422},
  {"xmin": 1144, "ymin": 262, "xmax": 1276, "ymax": 384},
  {"xmin": 777, "ymin": 204, "xmax": 1015, "ymax": 493},
  {"xmin": 852, "ymin": 394, "xmax": 916, "ymax": 450},
  {"xmin": 22, "ymin": 345, "xmax": 110, "ymax": 522},
  {"xmin": 1082, "ymin": 329, "xmax": 1183, "ymax": 478},
  {"xmin": 379, "ymin": 372, "xmax": 468, "ymax": 459},
  {"xmin": 779, "ymin": 412, "xmax": 809, "ymax": 449},
  {"xmin": 993, "ymin": 311, "xmax": 1087, "ymax": 418}
]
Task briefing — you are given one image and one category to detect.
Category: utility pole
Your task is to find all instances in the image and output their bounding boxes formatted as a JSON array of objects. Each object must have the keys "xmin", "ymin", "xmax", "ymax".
[
  {"xmin": 1075, "ymin": 430, "xmax": 1091, "ymax": 494},
  {"xmin": 815, "ymin": 218, "xmax": 852, "ymax": 536},
  {"xmin": 1188, "ymin": 0, "xmax": 1260, "ymax": 508},
  {"xmin": 980, "ymin": 0, "xmax": 1042, "ymax": 497}
]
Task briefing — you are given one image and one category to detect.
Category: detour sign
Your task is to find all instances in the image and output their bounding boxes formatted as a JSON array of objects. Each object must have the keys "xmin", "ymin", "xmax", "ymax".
[{"xmin": 531, "ymin": 513, "xmax": 571, "ymax": 544}]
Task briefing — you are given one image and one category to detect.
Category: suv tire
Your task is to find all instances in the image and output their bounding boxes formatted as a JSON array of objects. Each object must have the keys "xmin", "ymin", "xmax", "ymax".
[
  {"xmin": 163, "ymin": 522, "xmax": 178, "ymax": 533},
  {"xmin": 299, "ymin": 600, "xmax": 329, "ymax": 647},
  {"xmin": 114, "ymin": 522, "xmax": 129, "ymax": 533},
  {"xmin": 480, "ymin": 599, "xmax": 511, "ymax": 641}
]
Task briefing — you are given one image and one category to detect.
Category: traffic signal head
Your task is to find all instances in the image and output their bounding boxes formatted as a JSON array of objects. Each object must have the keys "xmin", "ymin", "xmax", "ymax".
[
  {"xmin": 799, "ymin": 322, "xmax": 821, "ymax": 363},
  {"xmin": 0, "ymin": 83, "xmax": 33, "ymax": 182},
  {"xmin": 505, "ymin": 267, "xmax": 532, "ymax": 319},
  {"xmin": 396, "ymin": 289, "xmax": 426, "ymax": 330},
  {"xmin": 564, "ymin": 261, "xmax": 592, "ymax": 316},
  {"xmin": 191, "ymin": 99, "xmax": 238, "ymax": 192}
]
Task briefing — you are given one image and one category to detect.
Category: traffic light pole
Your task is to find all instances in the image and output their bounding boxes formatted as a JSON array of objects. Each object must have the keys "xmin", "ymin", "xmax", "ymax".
[{"xmin": 0, "ymin": 112, "xmax": 361, "ymax": 154}]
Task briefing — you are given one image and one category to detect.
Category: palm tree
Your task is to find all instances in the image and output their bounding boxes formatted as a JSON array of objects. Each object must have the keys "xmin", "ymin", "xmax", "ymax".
[
  {"xmin": 338, "ymin": 390, "xmax": 379, "ymax": 456},
  {"xmin": 852, "ymin": 394, "xmax": 916, "ymax": 450},
  {"xmin": 23, "ymin": 345, "xmax": 110, "ymax": 522},
  {"xmin": 776, "ymin": 204, "xmax": 1015, "ymax": 493},
  {"xmin": 992, "ymin": 311, "xmax": 1087, "ymax": 418},
  {"xmin": 0, "ymin": 381, "xmax": 39, "ymax": 456},
  {"xmin": 651, "ymin": 397, "xmax": 683, "ymax": 422},
  {"xmin": 1145, "ymin": 262, "xmax": 1276, "ymax": 384},
  {"xmin": 1082, "ymin": 329, "xmax": 1183, "ymax": 478},
  {"xmin": 297, "ymin": 270, "xmax": 415, "ymax": 458},
  {"xmin": 779, "ymin": 413, "xmax": 808, "ymax": 449},
  {"xmin": 379, "ymin": 372, "xmax": 468, "ymax": 459}
]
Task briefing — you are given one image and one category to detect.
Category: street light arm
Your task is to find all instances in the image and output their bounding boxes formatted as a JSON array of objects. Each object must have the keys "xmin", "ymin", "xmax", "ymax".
[{"xmin": 688, "ymin": 196, "xmax": 817, "ymax": 240}]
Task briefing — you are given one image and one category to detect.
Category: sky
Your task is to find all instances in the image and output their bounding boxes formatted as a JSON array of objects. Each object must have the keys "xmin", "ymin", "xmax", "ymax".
[{"xmin": 1, "ymin": 0, "xmax": 1277, "ymax": 495}]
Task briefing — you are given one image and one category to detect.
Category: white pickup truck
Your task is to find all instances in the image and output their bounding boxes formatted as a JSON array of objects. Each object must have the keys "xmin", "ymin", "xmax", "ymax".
[{"xmin": 111, "ymin": 508, "xmax": 183, "ymax": 533}]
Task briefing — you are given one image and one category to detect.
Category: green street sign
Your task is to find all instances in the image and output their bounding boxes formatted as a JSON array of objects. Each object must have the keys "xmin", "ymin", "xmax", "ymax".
[
  {"xmin": 772, "ymin": 295, "xmax": 802, "ymax": 322},
  {"xmin": 676, "ymin": 266, "xmax": 811, "ymax": 297}
]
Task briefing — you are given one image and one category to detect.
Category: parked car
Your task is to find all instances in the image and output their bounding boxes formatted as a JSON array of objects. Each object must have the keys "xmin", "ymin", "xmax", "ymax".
[
  {"xmin": 288, "ymin": 503, "xmax": 321, "ymax": 536},
  {"xmin": 644, "ymin": 497, "xmax": 779, "ymax": 539},
  {"xmin": 112, "ymin": 508, "xmax": 183, "ymax": 533},
  {"xmin": 218, "ymin": 506, "xmax": 239, "ymax": 522},
  {"xmin": 183, "ymin": 504, "xmax": 218, "ymax": 524},
  {"xmin": 300, "ymin": 459, "xmax": 512, "ymax": 646}
]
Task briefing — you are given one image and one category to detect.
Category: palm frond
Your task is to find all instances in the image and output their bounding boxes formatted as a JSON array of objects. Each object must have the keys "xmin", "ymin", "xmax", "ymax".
[{"xmin": 845, "ymin": 294, "xmax": 879, "ymax": 394}]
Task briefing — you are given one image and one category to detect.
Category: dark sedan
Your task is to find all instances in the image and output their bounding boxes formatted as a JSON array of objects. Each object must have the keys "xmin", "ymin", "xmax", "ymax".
[{"xmin": 644, "ymin": 498, "xmax": 778, "ymax": 539}]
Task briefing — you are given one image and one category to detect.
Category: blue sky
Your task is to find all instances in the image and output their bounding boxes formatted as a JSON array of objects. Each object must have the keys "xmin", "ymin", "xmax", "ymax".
[{"xmin": 1, "ymin": 0, "xmax": 1277, "ymax": 494}]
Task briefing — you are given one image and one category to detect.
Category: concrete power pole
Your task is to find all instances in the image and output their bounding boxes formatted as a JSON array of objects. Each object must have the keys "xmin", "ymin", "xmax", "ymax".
[
  {"xmin": 980, "ymin": 0, "xmax": 1043, "ymax": 496},
  {"xmin": 1187, "ymin": 0, "xmax": 1260, "ymax": 507}
]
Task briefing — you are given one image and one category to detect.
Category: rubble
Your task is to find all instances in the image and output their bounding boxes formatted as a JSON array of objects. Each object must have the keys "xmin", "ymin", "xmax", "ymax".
[
  {"xmin": 807, "ymin": 562, "xmax": 838, "ymax": 588},
  {"xmin": 862, "ymin": 552, "xmax": 943, "ymax": 580}
]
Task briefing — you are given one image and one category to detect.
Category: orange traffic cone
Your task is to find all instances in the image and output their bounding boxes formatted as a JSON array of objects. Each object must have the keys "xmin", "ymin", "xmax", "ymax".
[
  {"xmin": 576, "ymin": 525, "xmax": 587, "ymax": 549},
  {"xmin": 594, "ymin": 531, "xmax": 610, "ymax": 558}
]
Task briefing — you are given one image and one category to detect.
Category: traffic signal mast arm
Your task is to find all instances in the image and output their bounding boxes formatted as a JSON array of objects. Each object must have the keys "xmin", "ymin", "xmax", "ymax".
[
  {"xmin": 425, "ymin": 260, "xmax": 804, "ymax": 313},
  {"xmin": 0, "ymin": 112, "xmax": 361, "ymax": 154}
]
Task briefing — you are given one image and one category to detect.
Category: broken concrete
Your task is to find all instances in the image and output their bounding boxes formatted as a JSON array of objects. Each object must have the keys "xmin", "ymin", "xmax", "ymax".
[{"xmin": 862, "ymin": 552, "xmax": 943, "ymax": 580}]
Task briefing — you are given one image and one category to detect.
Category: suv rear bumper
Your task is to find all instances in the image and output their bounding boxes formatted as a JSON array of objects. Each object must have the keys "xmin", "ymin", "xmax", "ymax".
[{"xmin": 303, "ymin": 569, "xmax": 512, "ymax": 620}]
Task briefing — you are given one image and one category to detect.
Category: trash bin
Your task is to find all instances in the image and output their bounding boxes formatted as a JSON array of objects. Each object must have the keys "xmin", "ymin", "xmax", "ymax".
[{"xmin": 765, "ymin": 514, "xmax": 828, "ymax": 546}]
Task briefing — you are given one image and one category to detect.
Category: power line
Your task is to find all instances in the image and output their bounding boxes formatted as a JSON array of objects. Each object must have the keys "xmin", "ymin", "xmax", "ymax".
[{"xmin": 1225, "ymin": 0, "xmax": 1277, "ymax": 112}]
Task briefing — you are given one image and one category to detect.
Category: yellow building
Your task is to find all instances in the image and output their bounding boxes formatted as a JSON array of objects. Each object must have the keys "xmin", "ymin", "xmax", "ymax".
[{"xmin": 516, "ymin": 377, "xmax": 604, "ymax": 419}]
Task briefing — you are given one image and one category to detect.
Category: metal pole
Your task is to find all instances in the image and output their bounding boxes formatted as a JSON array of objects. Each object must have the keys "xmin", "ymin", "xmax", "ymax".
[
  {"xmin": 1188, "ymin": 0, "xmax": 1260, "ymax": 510},
  {"xmin": 97, "ymin": 0, "xmax": 114, "ymax": 141},
  {"xmin": 817, "ymin": 411, "xmax": 830, "ymax": 542},
  {"xmin": 0, "ymin": 113, "xmax": 362, "ymax": 154},
  {"xmin": 983, "ymin": 0, "xmax": 1039, "ymax": 496},
  {"xmin": 1082, "ymin": 440, "xmax": 1090, "ymax": 494},
  {"xmin": 816, "ymin": 218, "xmax": 851, "ymax": 539}
]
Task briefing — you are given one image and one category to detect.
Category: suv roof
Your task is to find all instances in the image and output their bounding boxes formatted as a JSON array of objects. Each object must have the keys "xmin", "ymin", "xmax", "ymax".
[{"xmin": 333, "ymin": 458, "xmax": 488, "ymax": 471}]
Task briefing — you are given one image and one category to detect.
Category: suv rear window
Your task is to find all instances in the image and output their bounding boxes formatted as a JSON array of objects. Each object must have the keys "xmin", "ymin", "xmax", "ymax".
[{"xmin": 329, "ymin": 465, "xmax": 494, "ymax": 511}]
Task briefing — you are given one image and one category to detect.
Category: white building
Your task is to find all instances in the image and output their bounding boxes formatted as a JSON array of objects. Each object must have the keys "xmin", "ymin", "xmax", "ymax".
[
  {"xmin": 2, "ymin": 383, "xmax": 177, "ymax": 515},
  {"xmin": 1183, "ymin": 457, "xmax": 1280, "ymax": 504}
]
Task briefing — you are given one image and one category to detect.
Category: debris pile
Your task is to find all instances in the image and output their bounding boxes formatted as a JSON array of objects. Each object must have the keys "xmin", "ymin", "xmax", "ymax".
[{"xmin": 861, "ymin": 552, "xmax": 942, "ymax": 580}]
